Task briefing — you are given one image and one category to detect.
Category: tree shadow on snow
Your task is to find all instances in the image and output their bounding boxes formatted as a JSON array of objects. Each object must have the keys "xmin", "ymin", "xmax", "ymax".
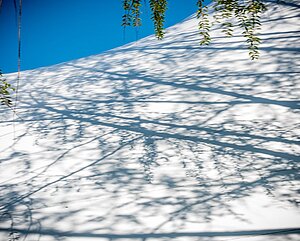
[{"xmin": 0, "ymin": 2, "xmax": 300, "ymax": 241}]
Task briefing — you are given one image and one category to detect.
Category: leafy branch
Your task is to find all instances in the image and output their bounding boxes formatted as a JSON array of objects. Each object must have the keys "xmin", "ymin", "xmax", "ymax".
[
  {"xmin": 149, "ymin": 0, "xmax": 167, "ymax": 39},
  {"xmin": 122, "ymin": 0, "xmax": 267, "ymax": 59},
  {"xmin": 0, "ymin": 70, "xmax": 15, "ymax": 107},
  {"xmin": 122, "ymin": 0, "xmax": 142, "ymax": 28},
  {"xmin": 197, "ymin": 0, "xmax": 211, "ymax": 45},
  {"xmin": 197, "ymin": 0, "xmax": 267, "ymax": 59},
  {"xmin": 122, "ymin": 0, "xmax": 167, "ymax": 40}
]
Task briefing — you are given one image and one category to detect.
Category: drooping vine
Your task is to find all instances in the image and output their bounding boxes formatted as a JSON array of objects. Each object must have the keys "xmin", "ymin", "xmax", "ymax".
[
  {"xmin": 197, "ymin": 0, "xmax": 211, "ymax": 45},
  {"xmin": 0, "ymin": 70, "xmax": 15, "ymax": 107},
  {"xmin": 196, "ymin": 0, "xmax": 266, "ymax": 59},
  {"xmin": 122, "ymin": 0, "xmax": 267, "ymax": 59},
  {"xmin": 122, "ymin": 0, "xmax": 167, "ymax": 40},
  {"xmin": 122, "ymin": 0, "xmax": 142, "ymax": 28},
  {"xmin": 236, "ymin": 0, "xmax": 266, "ymax": 59},
  {"xmin": 149, "ymin": 0, "xmax": 167, "ymax": 39}
]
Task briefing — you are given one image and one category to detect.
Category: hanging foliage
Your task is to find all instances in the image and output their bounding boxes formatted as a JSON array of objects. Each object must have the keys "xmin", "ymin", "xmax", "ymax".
[
  {"xmin": 122, "ymin": 0, "xmax": 142, "ymax": 28},
  {"xmin": 0, "ymin": 70, "xmax": 15, "ymax": 107},
  {"xmin": 207, "ymin": 0, "xmax": 266, "ymax": 59},
  {"xmin": 122, "ymin": 0, "xmax": 267, "ymax": 59},
  {"xmin": 122, "ymin": 0, "xmax": 167, "ymax": 39},
  {"xmin": 149, "ymin": 0, "xmax": 167, "ymax": 39},
  {"xmin": 197, "ymin": 0, "xmax": 211, "ymax": 45}
]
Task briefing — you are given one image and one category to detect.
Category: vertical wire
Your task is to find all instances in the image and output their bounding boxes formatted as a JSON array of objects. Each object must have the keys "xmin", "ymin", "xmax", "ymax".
[
  {"xmin": 13, "ymin": 0, "xmax": 22, "ymax": 139},
  {"xmin": 15, "ymin": 0, "xmax": 22, "ymax": 109}
]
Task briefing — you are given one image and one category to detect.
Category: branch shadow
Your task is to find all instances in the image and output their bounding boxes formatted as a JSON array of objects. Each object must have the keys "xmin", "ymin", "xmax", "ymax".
[{"xmin": 0, "ymin": 1, "xmax": 299, "ymax": 241}]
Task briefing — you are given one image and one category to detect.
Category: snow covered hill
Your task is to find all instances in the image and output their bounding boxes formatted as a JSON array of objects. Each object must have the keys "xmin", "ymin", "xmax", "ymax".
[{"xmin": 0, "ymin": 1, "xmax": 300, "ymax": 240}]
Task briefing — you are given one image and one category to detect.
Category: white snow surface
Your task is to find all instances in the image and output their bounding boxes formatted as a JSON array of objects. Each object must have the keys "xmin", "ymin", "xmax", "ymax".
[{"xmin": 1, "ymin": 1, "xmax": 300, "ymax": 240}]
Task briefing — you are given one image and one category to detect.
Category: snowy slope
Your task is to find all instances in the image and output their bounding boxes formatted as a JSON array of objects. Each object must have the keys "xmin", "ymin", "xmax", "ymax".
[{"xmin": 1, "ymin": 1, "xmax": 300, "ymax": 241}]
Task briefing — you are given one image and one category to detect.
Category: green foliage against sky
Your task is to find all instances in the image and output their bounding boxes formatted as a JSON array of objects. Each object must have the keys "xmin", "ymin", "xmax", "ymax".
[{"xmin": 122, "ymin": 0, "xmax": 267, "ymax": 59}]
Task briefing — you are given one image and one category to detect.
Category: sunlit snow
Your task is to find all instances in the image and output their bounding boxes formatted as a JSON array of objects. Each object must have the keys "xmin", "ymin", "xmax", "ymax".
[{"xmin": 0, "ymin": 1, "xmax": 300, "ymax": 241}]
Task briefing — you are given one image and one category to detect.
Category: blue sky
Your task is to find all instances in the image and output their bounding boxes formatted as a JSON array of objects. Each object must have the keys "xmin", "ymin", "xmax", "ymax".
[{"xmin": 0, "ymin": 0, "xmax": 209, "ymax": 73}]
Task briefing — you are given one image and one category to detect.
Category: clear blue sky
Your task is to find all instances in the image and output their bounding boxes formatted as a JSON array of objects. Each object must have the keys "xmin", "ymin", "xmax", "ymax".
[{"xmin": 0, "ymin": 0, "xmax": 210, "ymax": 73}]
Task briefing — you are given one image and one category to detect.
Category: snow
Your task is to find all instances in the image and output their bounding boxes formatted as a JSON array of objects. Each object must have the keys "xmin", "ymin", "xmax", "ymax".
[{"xmin": 0, "ymin": 1, "xmax": 300, "ymax": 240}]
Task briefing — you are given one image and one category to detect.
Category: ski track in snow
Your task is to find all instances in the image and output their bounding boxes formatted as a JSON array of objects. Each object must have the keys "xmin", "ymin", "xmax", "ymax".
[{"xmin": 0, "ymin": 1, "xmax": 300, "ymax": 241}]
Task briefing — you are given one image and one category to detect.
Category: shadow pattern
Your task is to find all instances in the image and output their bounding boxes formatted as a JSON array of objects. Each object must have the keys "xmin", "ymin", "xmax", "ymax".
[{"xmin": 0, "ymin": 1, "xmax": 300, "ymax": 240}]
